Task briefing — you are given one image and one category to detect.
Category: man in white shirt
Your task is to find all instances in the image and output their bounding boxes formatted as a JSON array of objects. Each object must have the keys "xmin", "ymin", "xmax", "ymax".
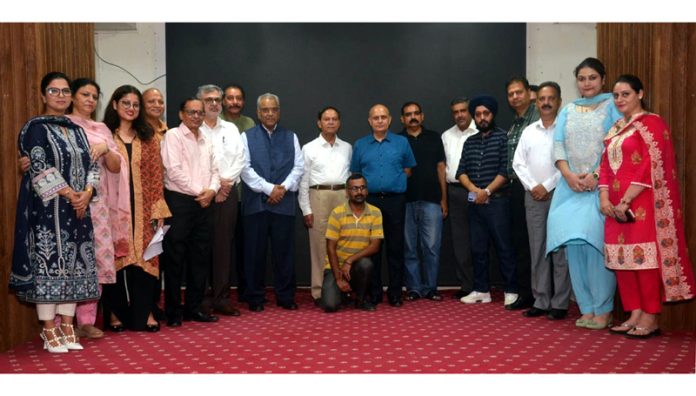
[
  {"xmin": 197, "ymin": 84, "xmax": 246, "ymax": 317},
  {"xmin": 441, "ymin": 97, "xmax": 477, "ymax": 299},
  {"xmin": 512, "ymin": 81, "xmax": 570, "ymax": 320},
  {"xmin": 298, "ymin": 106, "xmax": 352, "ymax": 305}
]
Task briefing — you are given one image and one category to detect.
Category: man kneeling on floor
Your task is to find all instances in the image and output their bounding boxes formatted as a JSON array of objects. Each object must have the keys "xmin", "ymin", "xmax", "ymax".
[{"xmin": 322, "ymin": 173, "xmax": 384, "ymax": 312}]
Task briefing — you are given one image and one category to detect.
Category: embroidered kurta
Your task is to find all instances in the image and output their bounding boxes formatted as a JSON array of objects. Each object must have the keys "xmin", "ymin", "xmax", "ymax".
[
  {"xmin": 113, "ymin": 134, "xmax": 171, "ymax": 277},
  {"xmin": 68, "ymin": 115, "xmax": 128, "ymax": 284},
  {"xmin": 546, "ymin": 95, "xmax": 622, "ymax": 254},
  {"xmin": 10, "ymin": 116, "xmax": 100, "ymax": 303},
  {"xmin": 599, "ymin": 113, "xmax": 695, "ymax": 301}
]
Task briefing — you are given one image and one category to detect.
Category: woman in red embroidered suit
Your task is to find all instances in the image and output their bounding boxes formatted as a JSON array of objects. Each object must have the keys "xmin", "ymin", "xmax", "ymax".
[{"xmin": 599, "ymin": 75, "xmax": 695, "ymax": 339}]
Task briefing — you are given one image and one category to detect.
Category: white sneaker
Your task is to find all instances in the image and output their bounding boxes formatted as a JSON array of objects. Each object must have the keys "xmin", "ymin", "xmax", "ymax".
[
  {"xmin": 460, "ymin": 291, "xmax": 492, "ymax": 304},
  {"xmin": 504, "ymin": 293, "xmax": 519, "ymax": 306}
]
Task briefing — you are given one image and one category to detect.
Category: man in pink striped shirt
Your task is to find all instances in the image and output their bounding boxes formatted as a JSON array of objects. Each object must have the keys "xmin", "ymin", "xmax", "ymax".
[{"xmin": 161, "ymin": 98, "xmax": 221, "ymax": 327}]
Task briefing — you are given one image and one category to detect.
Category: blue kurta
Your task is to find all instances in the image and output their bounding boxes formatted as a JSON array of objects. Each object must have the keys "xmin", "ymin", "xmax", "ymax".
[
  {"xmin": 546, "ymin": 94, "xmax": 622, "ymax": 254},
  {"xmin": 10, "ymin": 116, "xmax": 100, "ymax": 303}
]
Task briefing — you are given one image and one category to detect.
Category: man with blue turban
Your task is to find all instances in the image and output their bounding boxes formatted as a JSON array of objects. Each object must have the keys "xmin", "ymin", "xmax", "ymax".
[{"xmin": 455, "ymin": 95, "xmax": 519, "ymax": 308}]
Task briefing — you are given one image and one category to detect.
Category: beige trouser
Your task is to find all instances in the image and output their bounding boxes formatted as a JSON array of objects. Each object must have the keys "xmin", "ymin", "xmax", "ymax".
[
  {"xmin": 307, "ymin": 189, "xmax": 347, "ymax": 300},
  {"xmin": 36, "ymin": 303, "xmax": 77, "ymax": 321}
]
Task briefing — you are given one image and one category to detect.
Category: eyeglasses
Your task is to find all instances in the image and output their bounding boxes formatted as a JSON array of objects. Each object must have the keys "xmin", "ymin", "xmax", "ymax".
[
  {"xmin": 184, "ymin": 110, "xmax": 205, "ymax": 117},
  {"xmin": 119, "ymin": 100, "xmax": 140, "ymax": 110},
  {"xmin": 348, "ymin": 186, "xmax": 367, "ymax": 192},
  {"xmin": 203, "ymin": 97, "xmax": 222, "ymax": 104},
  {"xmin": 46, "ymin": 87, "xmax": 72, "ymax": 97}
]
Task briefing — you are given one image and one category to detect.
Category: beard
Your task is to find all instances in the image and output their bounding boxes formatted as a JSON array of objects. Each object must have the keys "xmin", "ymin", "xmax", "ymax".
[
  {"xmin": 350, "ymin": 195, "xmax": 366, "ymax": 204},
  {"xmin": 475, "ymin": 119, "xmax": 495, "ymax": 133}
]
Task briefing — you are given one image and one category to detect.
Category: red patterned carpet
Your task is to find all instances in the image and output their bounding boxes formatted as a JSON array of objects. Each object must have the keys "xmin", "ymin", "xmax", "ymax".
[{"xmin": 1, "ymin": 289, "xmax": 694, "ymax": 374}]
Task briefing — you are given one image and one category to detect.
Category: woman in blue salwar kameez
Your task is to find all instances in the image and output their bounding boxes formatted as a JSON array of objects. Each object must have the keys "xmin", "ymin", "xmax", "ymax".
[{"xmin": 10, "ymin": 72, "xmax": 100, "ymax": 353}]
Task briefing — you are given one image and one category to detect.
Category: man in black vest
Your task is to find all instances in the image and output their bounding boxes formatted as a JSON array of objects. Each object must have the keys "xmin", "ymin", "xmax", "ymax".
[{"xmin": 239, "ymin": 93, "xmax": 304, "ymax": 312}]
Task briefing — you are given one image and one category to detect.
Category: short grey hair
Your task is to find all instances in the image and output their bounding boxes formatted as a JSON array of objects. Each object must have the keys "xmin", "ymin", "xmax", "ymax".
[
  {"xmin": 257, "ymin": 93, "xmax": 280, "ymax": 108},
  {"xmin": 196, "ymin": 84, "xmax": 223, "ymax": 99}
]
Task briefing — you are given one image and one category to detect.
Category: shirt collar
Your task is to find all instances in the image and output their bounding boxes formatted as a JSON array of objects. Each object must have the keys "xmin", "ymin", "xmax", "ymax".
[
  {"xmin": 370, "ymin": 130, "xmax": 392, "ymax": 143},
  {"xmin": 534, "ymin": 118, "xmax": 557, "ymax": 131},
  {"xmin": 343, "ymin": 201, "xmax": 373, "ymax": 218},
  {"xmin": 319, "ymin": 133, "xmax": 340, "ymax": 147},
  {"xmin": 262, "ymin": 124, "xmax": 277, "ymax": 134},
  {"xmin": 203, "ymin": 117, "xmax": 223, "ymax": 130},
  {"xmin": 453, "ymin": 120, "xmax": 477, "ymax": 134},
  {"xmin": 179, "ymin": 123, "xmax": 204, "ymax": 141}
]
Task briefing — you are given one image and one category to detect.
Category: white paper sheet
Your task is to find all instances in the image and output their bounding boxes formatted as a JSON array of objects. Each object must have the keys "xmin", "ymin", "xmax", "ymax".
[{"xmin": 143, "ymin": 225, "xmax": 170, "ymax": 261}]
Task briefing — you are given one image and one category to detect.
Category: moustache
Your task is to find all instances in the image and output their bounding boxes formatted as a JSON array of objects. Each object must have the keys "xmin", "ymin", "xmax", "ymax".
[
  {"xmin": 409, "ymin": 119, "xmax": 419, "ymax": 124},
  {"xmin": 541, "ymin": 105, "xmax": 552, "ymax": 110}
]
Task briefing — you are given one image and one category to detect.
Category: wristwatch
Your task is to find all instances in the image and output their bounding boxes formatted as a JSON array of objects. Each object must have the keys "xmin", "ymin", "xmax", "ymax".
[{"xmin": 484, "ymin": 188, "xmax": 491, "ymax": 196}]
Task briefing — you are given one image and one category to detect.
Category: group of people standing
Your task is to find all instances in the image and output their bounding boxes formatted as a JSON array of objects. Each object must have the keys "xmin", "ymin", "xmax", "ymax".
[
  {"xmin": 10, "ymin": 56, "xmax": 695, "ymax": 354},
  {"xmin": 508, "ymin": 58, "xmax": 695, "ymax": 339}
]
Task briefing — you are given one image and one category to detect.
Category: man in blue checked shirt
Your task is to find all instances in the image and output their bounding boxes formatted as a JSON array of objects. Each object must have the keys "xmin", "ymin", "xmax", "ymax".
[{"xmin": 456, "ymin": 95, "xmax": 518, "ymax": 308}]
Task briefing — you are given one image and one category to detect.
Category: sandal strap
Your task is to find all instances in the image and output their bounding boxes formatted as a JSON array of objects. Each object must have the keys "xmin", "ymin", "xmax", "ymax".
[
  {"xmin": 59, "ymin": 323, "xmax": 78, "ymax": 343},
  {"xmin": 41, "ymin": 328, "xmax": 63, "ymax": 347}
]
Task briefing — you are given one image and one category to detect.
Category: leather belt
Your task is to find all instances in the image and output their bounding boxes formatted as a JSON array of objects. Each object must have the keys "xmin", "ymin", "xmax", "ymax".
[
  {"xmin": 368, "ymin": 192, "xmax": 402, "ymax": 198},
  {"xmin": 310, "ymin": 184, "xmax": 345, "ymax": 191}
]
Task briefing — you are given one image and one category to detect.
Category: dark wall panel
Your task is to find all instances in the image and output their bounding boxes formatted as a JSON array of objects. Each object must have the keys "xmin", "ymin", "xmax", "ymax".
[{"xmin": 166, "ymin": 23, "xmax": 526, "ymax": 286}]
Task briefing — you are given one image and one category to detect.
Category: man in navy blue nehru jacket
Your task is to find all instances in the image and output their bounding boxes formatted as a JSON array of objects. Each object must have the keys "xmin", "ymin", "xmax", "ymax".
[
  {"xmin": 456, "ymin": 95, "xmax": 518, "ymax": 308},
  {"xmin": 239, "ymin": 93, "xmax": 304, "ymax": 312},
  {"xmin": 350, "ymin": 104, "xmax": 416, "ymax": 307}
]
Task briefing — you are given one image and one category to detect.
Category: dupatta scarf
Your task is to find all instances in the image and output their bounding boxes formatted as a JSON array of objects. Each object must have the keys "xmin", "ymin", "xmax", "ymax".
[{"xmin": 608, "ymin": 113, "xmax": 695, "ymax": 301}]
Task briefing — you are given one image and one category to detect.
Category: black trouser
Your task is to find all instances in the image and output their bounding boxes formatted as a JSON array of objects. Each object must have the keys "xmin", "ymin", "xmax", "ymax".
[
  {"xmin": 510, "ymin": 179, "xmax": 532, "ymax": 301},
  {"xmin": 366, "ymin": 193, "xmax": 406, "ymax": 304},
  {"xmin": 321, "ymin": 258, "xmax": 373, "ymax": 312},
  {"xmin": 234, "ymin": 199, "xmax": 247, "ymax": 302},
  {"xmin": 102, "ymin": 265, "xmax": 156, "ymax": 331},
  {"xmin": 242, "ymin": 211, "xmax": 296, "ymax": 306},
  {"xmin": 205, "ymin": 192, "xmax": 238, "ymax": 309},
  {"xmin": 162, "ymin": 189, "xmax": 213, "ymax": 319},
  {"xmin": 446, "ymin": 184, "xmax": 473, "ymax": 291}
]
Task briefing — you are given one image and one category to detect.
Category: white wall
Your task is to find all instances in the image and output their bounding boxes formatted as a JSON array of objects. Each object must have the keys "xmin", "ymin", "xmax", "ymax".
[
  {"xmin": 94, "ymin": 23, "xmax": 167, "ymax": 121},
  {"xmin": 527, "ymin": 23, "xmax": 597, "ymax": 102},
  {"xmin": 93, "ymin": 23, "xmax": 597, "ymax": 119}
]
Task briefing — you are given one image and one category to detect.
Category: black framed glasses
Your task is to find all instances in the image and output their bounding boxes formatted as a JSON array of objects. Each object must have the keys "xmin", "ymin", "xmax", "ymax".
[{"xmin": 348, "ymin": 186, "xmax": 367, "ymax": 192}]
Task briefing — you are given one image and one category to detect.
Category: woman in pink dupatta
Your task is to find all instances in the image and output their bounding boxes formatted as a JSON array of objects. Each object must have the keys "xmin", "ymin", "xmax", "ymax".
[
  {"xmin": 599, "ymin": 74, "xmax": 695, "ymax": 339},
  {"xmin": 67, "ymin": 78, "xmax": 129, "ymax": 339}
]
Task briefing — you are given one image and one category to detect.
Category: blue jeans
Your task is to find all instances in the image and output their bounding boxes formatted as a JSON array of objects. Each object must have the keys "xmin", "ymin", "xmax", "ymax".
[{"xmin": 404, "ymin": 201, "xmax": 443, "ymax": 296}]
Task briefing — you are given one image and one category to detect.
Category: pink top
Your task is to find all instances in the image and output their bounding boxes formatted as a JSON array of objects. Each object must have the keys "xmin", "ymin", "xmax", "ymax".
[
  {"xmin": 161, "ymin": 123, "xmax": 220, "ymax": 196},
  {"xmin": 67, "ymin": 114, "xmax": 130, "ymax": 260}
]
